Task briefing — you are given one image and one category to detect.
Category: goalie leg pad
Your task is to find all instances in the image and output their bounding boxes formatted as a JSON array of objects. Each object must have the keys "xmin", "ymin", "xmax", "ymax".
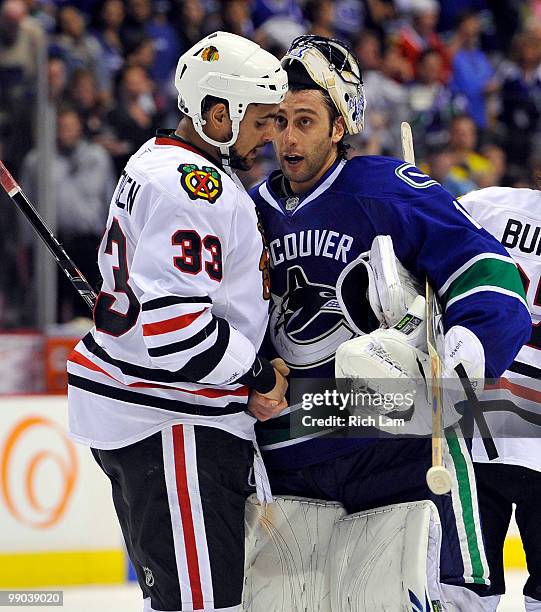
[
  {"xmin": 243, "ymin": 494, "xmax": 346, "ymax": 612},
  {"xmin": 329, "ymin": 500, "xmax": 444, "ymax": 612}
]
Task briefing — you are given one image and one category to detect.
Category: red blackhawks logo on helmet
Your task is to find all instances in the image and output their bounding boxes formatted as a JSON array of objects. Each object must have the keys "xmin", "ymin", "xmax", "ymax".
[{"xmin": 178, "ymin": 164, "xmax": 223, "ymax": 204}]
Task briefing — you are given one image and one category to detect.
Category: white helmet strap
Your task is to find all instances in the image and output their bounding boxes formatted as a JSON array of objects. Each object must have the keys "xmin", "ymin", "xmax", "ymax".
[{"xmin": 191, "ymin": 111, "xmax": 241, "ymax": 176}]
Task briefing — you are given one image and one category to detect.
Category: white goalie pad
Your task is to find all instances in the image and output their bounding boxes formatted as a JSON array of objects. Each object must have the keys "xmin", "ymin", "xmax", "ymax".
[
  {"xmin": 329, "ymin": 500, "xmax": 444, "ymax": 612},
  {"xmin": 243, "ymin": 494, "xmax": 347, "ymax": 612},
  {"xmin": 337, "ymin": 235, "xmax": 423, "ymax": 334}
]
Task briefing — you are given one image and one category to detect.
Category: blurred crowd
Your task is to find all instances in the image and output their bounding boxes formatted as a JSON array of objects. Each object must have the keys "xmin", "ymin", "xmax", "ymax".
[{"xmin": 1, "ymin": 0, "xmax": 541, "ymax": 327}]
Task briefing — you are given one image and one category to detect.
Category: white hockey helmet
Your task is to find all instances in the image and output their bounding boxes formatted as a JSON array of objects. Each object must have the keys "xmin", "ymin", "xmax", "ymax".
[
  {"xmin": 174, "ymin": 31, "xmax": 288, "ymax": 167},
  {"xmin": 281, "ymin": 35, "xmax": 365, "ymax": 135}
]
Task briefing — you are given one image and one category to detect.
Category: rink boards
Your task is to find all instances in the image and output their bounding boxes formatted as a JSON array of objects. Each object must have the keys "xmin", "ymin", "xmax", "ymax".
[{"xmin": 0, "ymin": 396, "xmax": 526, "ymax": 588}]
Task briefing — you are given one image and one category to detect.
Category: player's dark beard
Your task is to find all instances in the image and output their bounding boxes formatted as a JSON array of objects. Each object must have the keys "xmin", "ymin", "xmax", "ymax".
[{"xmin": 228, "ymin": 145, "xmax": 251, "ymax": 171}]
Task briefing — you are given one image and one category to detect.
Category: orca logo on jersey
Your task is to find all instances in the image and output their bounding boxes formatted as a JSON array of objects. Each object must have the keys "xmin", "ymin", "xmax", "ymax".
[
  {"xmin": 270, "ymin": 266, "xmax": 355, "ymax": 369},
  {"xmin": 178, "ymin": 163, "xmax": 223, "ymax": 204},
  {"xmin": 395, "ymin": 163, "xmax": 439, "ymax": 189}
]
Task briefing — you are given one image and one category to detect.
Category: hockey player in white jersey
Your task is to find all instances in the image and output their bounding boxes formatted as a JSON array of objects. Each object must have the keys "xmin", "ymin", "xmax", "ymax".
[
  {"xmin": 66, "ymin": 32, "xmax": 289, "ymax": 612},
  {"xmin": 459, "ymin": 187, "xmax": 541, "ymax": 612}
]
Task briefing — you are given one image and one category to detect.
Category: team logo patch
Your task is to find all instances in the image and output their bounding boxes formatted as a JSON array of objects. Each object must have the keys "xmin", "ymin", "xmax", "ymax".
[
  {"xmin": 395, "ymin": 162, "xmax": 439, "ymax": 189},
  {"xmin": 201, "ymin": 46, "xmax": 219, "ymax": 62},
  {"xmin": 269, "ymin": 266, "xmax": 355, "ymax": 369},
  {"xmin": 178, "ymin": 164, "xmax": 223, "ymax": 203}
]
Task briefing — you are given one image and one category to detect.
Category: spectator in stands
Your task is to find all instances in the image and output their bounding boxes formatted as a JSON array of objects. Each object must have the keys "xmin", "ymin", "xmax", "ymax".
[
  {"xmin": 333, "ymin": 0, "xmax": 396, "ymax": 44},
  {"xmin": 3, "ymin": 55, "xmax": 68, "ymax": 177},
  {"xmin": 120, "ymin": 0, "xmax": 178, "ymax": 90},
  {"xmin": 0, "ymin": 0, "xmax": 45, "ymax": 91},
  {"xmin": 480, "ymin": 142, "xmax": 507, "ymax": 186},
  {"xmin": 395, "ymin": 0, "xmax": 451, "ymax": 82},
  {"xmin": 498, "ymin": 31, "xmax": 541, "ymax": 168},
  {"xmin": 305, "ymin": 0, "xmax": 336, "ymax": 39},
  {"xmin": 170, "ymin": 0, "xmax": 208, "ymax": 53},
  {"xmin": 120, "ymin": 0, "xmax": 148, "ymax": 51},
  {"xmin": 145, "ymin": 1, "xmax": 180, "ymax": 89},
  {"xmin": 68, "ymin": 68, "xmax": 109, "ymax": 140},
  {"xmin": 436, "ymin": 0, "xmax": 486, "ymax": 34},
  {"xmin": 48, "ymin": 55, "xmax": 68, "ymax": 103},
  {"xmin": 426, "ymin": 145, "xmax": 477, "ymax": 197},
  {"xmin": 105, "ymin": 64, "xmax": 163, "ymax": 174},
  {"xmin": 251, "ymin": 0, "xmax": 304, "ymax": 30},
  {"xmin": 52, "ymin": 5, "xmax": 108, "ymax": 96},
  {"xmin": 124, "ymin": 34, "xmax": 155, "ymax": 72},
  {"xmin": 221, "ymin": 0, "xmax": 255, "ymax": 38},
  {"xmin": 90, "ymin": 0, "xmax": 126, "ymax": 98},
  {"xmin": 448, "ymin": 113, "xmax": 497, "ymax": 188},
  {"xmin": 353, "ymin": 29, "xmax": 409, "ymax": 156},
  {"xmin": 20, "ymin": 107, "xmax": 115, "ymax": 322},
  {"xmin": 449, "ymin": 10, "xmax": 498, "ymax": 130},
  {"xmin": 408, "ymin": 48, "xmax": 468, "ymax": 156}
]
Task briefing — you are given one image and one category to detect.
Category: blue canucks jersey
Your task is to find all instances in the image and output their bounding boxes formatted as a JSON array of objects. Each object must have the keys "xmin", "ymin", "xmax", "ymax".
[{"xmin": 250, "ymin": 156, "xmax": 531, "ymax": 469}]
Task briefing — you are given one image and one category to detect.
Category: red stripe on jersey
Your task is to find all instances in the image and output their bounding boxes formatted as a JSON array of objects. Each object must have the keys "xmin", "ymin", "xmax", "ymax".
[
  {"xmin": 155, "ymin": 137, "xmax": 205, "ymax": 157},
  {"xmin": 172, "ymin": 425, "xmax": 204, "ymax": 610},
  {"xmin": 142, "ymin": 309, "xmax": 206, "ymax": 336},
  {"xmin": 68, "ymin": 351, "xmax": 249, "ymax": 397},
  {"xmin": 485, "ymin": 377, "xmax": 541, "ymax": 404}
]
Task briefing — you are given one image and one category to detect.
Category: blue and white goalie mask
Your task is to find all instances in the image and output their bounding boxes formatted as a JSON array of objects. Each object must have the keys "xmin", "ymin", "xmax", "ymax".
[{"xmin": 281, "ymin": 35, "xmax": 366, "ymax": 135}]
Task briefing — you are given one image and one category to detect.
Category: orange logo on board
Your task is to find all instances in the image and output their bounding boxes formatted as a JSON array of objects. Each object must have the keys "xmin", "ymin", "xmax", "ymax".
[{"xmin": 1, "ymin": 416, "xmax": 78, "ymax": 528}]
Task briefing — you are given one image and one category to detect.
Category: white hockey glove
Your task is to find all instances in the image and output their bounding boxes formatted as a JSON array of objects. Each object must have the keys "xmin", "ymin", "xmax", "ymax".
[
  {"xmin": 337, "ymin": 235, "xmax": 423, "ymax": 334},
  {"xmin": 335, "ymin": 296, "xmax": 485, "ymax": 434}
]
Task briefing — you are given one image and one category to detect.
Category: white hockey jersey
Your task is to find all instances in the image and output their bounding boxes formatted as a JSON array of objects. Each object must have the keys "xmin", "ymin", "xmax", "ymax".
[
  {"xmin": 67, "ymin": 131, "xmax": 272, "ymax": 449},
  {"xmin": 460, "ymin": 187, "xmax": 541, "ymax": 471}
]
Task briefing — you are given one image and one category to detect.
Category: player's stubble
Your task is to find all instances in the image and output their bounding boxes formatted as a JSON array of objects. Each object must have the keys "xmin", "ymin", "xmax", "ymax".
[{"xmin": 277, "ymin": 132, "xmax": 336, "ymax": 189}]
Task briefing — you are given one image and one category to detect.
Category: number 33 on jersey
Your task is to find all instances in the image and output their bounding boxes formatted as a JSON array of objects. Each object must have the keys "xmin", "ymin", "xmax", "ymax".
[
  {"xmin": 67, "ymin": 133, "xmax": 272, "ymax": 449},
  {"xmin": 95, "ymin": 136, "xmax": 269, "ymax": 341}
]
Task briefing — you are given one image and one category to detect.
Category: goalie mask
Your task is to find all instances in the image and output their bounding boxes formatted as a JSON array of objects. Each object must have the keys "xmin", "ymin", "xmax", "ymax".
[{"xmin": 281, "ymin": 35, "xmax": 365, "ymax": 135}]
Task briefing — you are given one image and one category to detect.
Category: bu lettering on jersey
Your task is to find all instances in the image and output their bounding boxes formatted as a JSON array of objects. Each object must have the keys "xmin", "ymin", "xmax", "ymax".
[{"xmin": 460, "ymin": 187, "xmax": 541, "ymax": 471}]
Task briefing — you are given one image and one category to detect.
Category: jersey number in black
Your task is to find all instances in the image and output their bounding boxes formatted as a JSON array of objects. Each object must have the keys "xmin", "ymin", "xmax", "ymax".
[
  {"xmin": 95, "ymin": 218, "xmax": 140, "ymax": 336},
  {"xmin": 172, "ymin": 230, "xmax": 222, "ymax": 281}
]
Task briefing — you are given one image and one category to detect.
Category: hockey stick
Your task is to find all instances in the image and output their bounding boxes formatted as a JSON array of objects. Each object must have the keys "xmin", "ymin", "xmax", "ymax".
[
  {"xmin": 401, "ymin": 123, "xmax": 498, "ymax": 474},
  {"xmin": 0, "ymin": 160, "xmax": 97, "ymax": 311},
  {"xmin": 400, "ymin": 122, "xmax": 452, "ymax": 494}
]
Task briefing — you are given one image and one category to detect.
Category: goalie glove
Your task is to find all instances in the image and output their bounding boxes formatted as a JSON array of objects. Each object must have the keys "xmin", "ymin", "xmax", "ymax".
[
  {"xmin": 335, "ymin": 296, "xmax": 485, "ymax": 433},
  {"xmin": 336, "ymin": 235, "xmax": 423, "ymax": 335}
]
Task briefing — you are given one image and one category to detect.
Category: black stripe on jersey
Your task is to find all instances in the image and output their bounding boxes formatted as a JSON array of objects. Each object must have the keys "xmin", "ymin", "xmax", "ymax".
[
  {"xmin": 179, "ymin": 318, "xmax": 231, "ymax": 381},
  {"xmin": 479, "ymin": 399, "xmax": 541, "ymax": 427},
  {"xmin": 68, "ymin": 374, "xmax": 247, "ymax": 416},
  {"xmin": 142, "ymin": 295, "xmax": 212, "ymax": 311},
  {"xmin": 508, "ymin": 360, "xmax": 541, "ymax": 379},
  {"xmin": 82, "ymin": 333, "xmax": 190, "ymax": 383},
  {"xmin": 82, "ymin": 323, "xmax": 230, "ymax": 385},
  {"xmin": 148, "ymin": 319, "xmax": 218, "ymax": 357}
]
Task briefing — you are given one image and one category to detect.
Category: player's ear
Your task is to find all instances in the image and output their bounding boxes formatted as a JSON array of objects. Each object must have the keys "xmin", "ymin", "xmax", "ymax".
[
  {"xmin": 206, "ymin": 102, "xmax": 230, "ymax": 136},
  {"xmin": 332, "ymin": 116, "xmax": 346, "ymax": 144}
]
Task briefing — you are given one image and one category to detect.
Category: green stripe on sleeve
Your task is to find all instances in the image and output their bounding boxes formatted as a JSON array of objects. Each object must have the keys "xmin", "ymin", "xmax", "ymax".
[{"xmin": 442, "ymin": 258, "xmax": 526, "ymax": 306}]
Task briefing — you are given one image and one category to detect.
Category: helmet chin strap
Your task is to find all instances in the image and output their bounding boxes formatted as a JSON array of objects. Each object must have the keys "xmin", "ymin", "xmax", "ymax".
[{"xmin": 192, "ymin": 114, "xmax": 241, "ymax": 177}]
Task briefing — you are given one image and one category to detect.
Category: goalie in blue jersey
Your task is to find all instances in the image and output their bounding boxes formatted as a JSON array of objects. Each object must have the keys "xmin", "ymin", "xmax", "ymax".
[{"xmin": 246, "ymin": 35, "xmax": 531, "ymax": 611}]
